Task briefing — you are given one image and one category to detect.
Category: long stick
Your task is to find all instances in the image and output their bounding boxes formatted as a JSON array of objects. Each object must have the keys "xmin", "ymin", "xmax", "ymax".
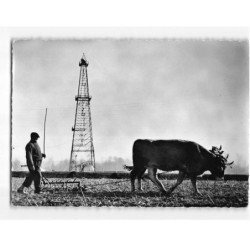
[{"xmin": 43, "ymin": 108, "xmax": 47, "ymax": 154}]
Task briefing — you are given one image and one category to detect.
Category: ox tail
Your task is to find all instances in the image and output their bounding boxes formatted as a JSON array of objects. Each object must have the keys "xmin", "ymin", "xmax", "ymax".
[
  {"xmin": 132, "ymin": 139, "xmax": 149, "ymax": 168},
  {"xmin": 125, "ymin": 139, "xmax": 149, "ymax": 172},
  {"xmin": 123, "ymin": 165, "xmax": 134, "ymax": 171}
]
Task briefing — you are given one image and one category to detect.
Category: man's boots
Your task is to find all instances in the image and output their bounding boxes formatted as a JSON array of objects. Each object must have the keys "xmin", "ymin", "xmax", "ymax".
[{"xmin": 17, "ymin": 184, "xmax": 25, "ymax": 194}]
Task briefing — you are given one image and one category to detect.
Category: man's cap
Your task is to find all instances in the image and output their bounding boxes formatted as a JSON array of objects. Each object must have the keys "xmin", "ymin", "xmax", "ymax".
[{"xmin": 30, "ymin": 132, "xmax": 40, "ymax": 138}]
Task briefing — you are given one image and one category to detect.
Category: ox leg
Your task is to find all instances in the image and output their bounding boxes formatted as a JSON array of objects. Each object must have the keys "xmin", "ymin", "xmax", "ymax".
[
  {"xmin": 166, "ymin": 171, "xmax": 186, "ymax": 195},
  {"xmin": 147, "ymin": 168, "xmax": 167, "ymax": 194},
  {"xmin": 130, "ymin": 168, "xmax": 137, "ymax": 192},
  {"xmin": 137, "ymin": 167, "xmax": 146, "ymax": 191},
  {"xmin": 190, "ymin": 176, "xmax": 202, "ymax": 196}
]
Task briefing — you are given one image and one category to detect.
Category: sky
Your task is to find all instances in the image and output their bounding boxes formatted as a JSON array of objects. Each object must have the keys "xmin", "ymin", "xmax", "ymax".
[{"xmin": 12, "ymin": 39, "xmax": 249, "ymax": 171}]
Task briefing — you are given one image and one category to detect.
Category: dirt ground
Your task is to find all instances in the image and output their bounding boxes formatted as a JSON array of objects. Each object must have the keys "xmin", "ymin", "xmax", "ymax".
[{"xmin": 11, "ymin": 177, "xmax": 248, "ymax": 207}]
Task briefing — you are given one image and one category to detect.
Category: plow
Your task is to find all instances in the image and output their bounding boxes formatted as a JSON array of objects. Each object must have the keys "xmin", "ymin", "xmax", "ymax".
[
  {"xmin": 40, "ymin": 175, "xmax": 131, "ymax": 192},
  {"xmin": 40, "ymin": 165, "xmax": 133, "ymax": 191},
  {"xmin": 41, "ymin": 175, "xmax": 81, "ymax": 190}
]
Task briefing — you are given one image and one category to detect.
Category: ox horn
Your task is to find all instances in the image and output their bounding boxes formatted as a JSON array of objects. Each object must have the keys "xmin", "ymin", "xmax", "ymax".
[
  {"xmin": 218, "ymin": 145, "xmax": 222, "ymax": 151},
  {"xmin": 211, "ymin": 146, "xmax": 216, "ymax": 152},
  {"xmin": 219, "ymin": 150, "xmax": 224, "ymax": 155},
  {"xmin": 226, "ymin": 161, "xmax": 234, "ymax": 166},
  {"xmin": 221, "ymin": 154, "xmax": 229, "ymax": 162}
]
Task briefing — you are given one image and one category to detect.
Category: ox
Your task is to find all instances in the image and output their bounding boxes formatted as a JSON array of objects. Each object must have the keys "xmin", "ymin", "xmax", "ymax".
[{"xmin": 126, "ymin": 139, "xmax": 233, "ymax": 196}]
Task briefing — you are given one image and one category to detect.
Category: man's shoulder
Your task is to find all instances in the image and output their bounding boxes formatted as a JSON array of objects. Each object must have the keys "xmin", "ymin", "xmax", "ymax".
[{"xmin": 25, "ymin": 141, "xmax": 34, "ymax": 150}]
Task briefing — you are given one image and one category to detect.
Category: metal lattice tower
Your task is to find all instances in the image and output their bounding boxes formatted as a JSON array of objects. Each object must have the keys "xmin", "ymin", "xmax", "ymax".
[{"xmin": 69, "ymin": 53, "xmax": 95, "ymax": 172}]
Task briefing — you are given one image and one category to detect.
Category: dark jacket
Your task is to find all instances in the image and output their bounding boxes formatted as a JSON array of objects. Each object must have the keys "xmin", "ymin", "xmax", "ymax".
[{"xmin": 25, "ymin": 140, "xmax": 43, "ymax": 168}]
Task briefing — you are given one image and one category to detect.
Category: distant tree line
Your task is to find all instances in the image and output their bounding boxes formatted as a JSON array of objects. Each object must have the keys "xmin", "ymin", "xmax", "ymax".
[
  {"xmin": 12, "ymin": 155, "xmax": 248, "ymax": 174},
  {"xmin": 12, "ymin": 156, "xmax": 132, "ymax": 172}
]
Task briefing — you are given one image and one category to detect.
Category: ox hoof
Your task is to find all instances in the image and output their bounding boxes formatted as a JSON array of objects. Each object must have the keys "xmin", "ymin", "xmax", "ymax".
[{"xmin": 162, "ymin": 190, "xmax": 171, "ymax": 196}]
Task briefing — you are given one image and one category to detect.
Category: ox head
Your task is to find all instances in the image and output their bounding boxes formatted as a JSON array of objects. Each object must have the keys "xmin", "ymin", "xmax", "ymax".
[{"xmin": 209, "ymin": 145, "xmax": 234, "ymax": 178}]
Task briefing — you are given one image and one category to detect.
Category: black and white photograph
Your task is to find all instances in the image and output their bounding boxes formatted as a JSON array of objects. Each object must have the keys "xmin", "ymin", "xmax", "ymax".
[
  {"xmin": 11, "ymin": 37, "xmax": 248, "ymax": 207},
  {"xmin": 1, "ymin": 1, "xmax": 250, "ymax": 249}
]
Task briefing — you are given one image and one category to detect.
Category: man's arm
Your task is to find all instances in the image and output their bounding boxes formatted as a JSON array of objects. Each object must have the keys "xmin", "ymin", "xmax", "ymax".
[{"xmin": 26, "ymin": 144, "xmax": 35, "ymax": 171}]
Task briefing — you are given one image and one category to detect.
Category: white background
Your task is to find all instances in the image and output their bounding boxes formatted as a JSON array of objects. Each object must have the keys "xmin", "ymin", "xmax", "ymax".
[{"xmin": 0, "ymin": 0, "xmax": 249, "ymax": 250}]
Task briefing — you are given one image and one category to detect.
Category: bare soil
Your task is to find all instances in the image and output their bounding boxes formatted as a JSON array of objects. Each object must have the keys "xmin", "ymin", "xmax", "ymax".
[{"xmin": 11, "ymin": 177, "xmax": 248, "ymax": 207}]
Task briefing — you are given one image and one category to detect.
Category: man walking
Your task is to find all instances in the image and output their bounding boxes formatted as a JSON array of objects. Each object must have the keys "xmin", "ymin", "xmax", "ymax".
[{"xmin": 17, "ymin": 132, "xmax": 46, "ymax": 194}]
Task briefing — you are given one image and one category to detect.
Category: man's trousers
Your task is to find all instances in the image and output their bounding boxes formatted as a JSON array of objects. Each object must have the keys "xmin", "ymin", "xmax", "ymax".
[{"xmin": 22, "ymin": 161, "xmax": 42, "ymax": 192}]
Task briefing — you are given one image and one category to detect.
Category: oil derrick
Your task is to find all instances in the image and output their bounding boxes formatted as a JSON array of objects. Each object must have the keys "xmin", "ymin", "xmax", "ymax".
[{"xmin": 69, "ymin": 53, "xmax": 95, "ymax": 172}]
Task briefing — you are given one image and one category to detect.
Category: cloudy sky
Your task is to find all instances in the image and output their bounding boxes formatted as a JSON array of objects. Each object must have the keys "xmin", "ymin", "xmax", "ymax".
[{"xmin": 12, "ymin": 39, "xmax": 248, "ymax": 170}]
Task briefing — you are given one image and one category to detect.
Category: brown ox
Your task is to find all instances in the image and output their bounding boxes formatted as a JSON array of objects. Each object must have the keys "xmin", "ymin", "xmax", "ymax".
[{"xmin": 126, "ymin": 139, "xmax": 233, "ymax": 196}]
